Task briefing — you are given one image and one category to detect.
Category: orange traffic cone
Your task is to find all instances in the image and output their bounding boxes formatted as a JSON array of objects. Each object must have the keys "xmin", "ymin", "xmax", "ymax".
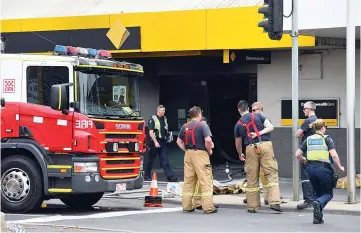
[{"xmin": 144, "ymin": 172, "xmax": 163, "ymax": 207}]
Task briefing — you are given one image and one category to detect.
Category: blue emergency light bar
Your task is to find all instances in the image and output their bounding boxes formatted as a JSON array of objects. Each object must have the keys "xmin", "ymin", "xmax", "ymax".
[
  {"xmin": 52, "ymin": 45, "xmax": 143, "ymax": 71},
  {"xmin": 53, "ymin": 45, "xmax": 110, "ymax": 59},
  {"xmin": 87, "ymin": 48, "xmax": 98, "ymax": 58},
  {"xmin": 54, "ymin": 45, "xmax": 67, "ymax": 55}
]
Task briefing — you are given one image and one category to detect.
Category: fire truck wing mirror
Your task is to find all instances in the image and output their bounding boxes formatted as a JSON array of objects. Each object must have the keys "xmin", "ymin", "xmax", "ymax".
[
  {"xmin": 1, "ymin": 97, "xmax": 5, "ymax": 107},
  {"xmin": 51, "ymin": 83, "xmax": 73, "ymax": 112}
]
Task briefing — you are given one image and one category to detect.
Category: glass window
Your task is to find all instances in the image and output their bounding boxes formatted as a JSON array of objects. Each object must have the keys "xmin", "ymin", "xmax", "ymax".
[
  {"xmin": 26, "ymin": 66, "xmax": 69, "ymax": 106},
  {"xmin": 76, "ymin": 68, "xmax": 140, "ymax": 118}
]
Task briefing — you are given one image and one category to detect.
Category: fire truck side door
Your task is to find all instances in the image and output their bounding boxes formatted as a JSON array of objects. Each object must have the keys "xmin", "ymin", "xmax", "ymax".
[{"xmin": 21, "ymin": 61, "xmax": 75, "ymax": 152}]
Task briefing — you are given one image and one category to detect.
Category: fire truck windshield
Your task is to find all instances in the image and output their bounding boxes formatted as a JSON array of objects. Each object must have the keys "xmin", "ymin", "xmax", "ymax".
[{"xmin": 76, "ymin": 68, "xmax": 140, "ymax": 118}]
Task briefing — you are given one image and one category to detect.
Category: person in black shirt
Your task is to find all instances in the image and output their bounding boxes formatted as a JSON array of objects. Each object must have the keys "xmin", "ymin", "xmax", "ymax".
[
  {"xmin": 295, "ymin": 101, "xmax": 318, "ymax": 209},
  {"xmin": 145, "ymin": 105, "xmax": 178, "ymax": 182}
]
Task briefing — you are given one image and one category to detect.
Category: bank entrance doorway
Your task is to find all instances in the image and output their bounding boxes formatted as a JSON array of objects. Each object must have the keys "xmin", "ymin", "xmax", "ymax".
[{"xmin": 159, "ymin": 74, "xmax": 257, "ymax": 168}]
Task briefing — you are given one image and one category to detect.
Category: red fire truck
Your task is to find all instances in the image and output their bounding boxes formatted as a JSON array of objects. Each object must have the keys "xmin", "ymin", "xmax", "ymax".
[{"xmin": 0, "ymin": 45, "xmax": 146, "ymax": 213}]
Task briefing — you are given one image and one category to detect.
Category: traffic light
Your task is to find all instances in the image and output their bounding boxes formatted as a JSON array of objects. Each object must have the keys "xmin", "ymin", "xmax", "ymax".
[{"xmin": 258, "ymin": 0, "xmax": 284, "ymax": 40}]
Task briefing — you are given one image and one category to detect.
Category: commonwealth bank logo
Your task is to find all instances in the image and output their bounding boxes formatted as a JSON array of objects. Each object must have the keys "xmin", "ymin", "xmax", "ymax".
[{"xmin": 106, "ymin": 19, "xmax": 130, "ymax": 49}]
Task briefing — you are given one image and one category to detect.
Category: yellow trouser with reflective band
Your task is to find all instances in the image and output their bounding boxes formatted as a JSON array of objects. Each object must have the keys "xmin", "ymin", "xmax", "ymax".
[
  {"xmin": 182, "ymin": 150, "xmax": 215, "ymax": 212},
  {"xmin": 192, "ymin": 173, "xmax": 214, "ymax": 208},
  {"xmin": 245, "ymin": 141, "xmax": 281, "ymax": 210},
  {"xmin": 259, "ymin": 168, "xmax": 268, "ymax": 200}
]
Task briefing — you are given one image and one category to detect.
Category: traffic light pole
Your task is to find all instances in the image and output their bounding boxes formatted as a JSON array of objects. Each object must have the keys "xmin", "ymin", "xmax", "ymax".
[
  {"xmin": 291, "ymin": 0, "xmax": 300, "ymax": 202},
  {"xmin": 346, "ymin": 0, "xmax": 356, "ymax": 204}
]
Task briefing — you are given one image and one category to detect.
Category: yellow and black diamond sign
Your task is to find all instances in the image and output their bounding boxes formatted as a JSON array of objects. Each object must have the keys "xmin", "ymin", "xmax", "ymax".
[{"xmin": 106, "ymin": 19, "xmax": 130, "ymax": 50}]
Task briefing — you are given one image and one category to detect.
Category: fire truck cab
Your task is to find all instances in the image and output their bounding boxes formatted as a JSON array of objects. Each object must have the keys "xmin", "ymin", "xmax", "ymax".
[{"xmin": 0, "ymin": 46, "xmax": 146, "ymax": 213}]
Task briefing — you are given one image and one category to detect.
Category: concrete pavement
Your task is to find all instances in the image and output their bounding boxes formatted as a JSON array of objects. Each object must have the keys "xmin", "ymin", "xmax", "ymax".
[
  {"xmin": 147, "ymin": 170, "xmax": 360, "ymax": 216},
  {"xmin": 162, "ymin": 195, "xmax": 361, "ymax": 216}
]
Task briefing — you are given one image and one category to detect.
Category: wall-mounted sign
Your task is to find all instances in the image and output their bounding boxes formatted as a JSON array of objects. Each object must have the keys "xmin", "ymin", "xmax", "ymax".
[
  {"xmin": 281, "ymin": 98, "xmax": 340, "ymax": 128},
  {"xmin": 229, "ymin": 50, "xmax": 271, "ymax": 64}
]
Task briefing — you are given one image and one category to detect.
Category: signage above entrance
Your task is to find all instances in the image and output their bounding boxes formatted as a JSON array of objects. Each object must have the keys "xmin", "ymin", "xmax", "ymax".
[
  {"xmin": 2, "ymin": 26, "xmax": 141, "ymax": 54},
  {"xmin": 225, "ymin": 50, "xmax": 272, "ymax": 64}
]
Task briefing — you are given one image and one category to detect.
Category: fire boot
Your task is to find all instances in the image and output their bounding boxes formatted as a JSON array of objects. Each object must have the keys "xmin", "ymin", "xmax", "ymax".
[
  {"xmin": 196, "ymin": 203, "xmax": 219, "ymax": 210},
  {"xmin": 270, "ymin": 204, "xmax": 283, "ymax": 212}
]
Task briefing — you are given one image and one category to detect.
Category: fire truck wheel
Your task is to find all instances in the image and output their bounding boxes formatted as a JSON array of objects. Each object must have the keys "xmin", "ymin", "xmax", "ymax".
[
  {"xmin": 1, "ymin": 155, "xmax": 44, "ymax": 213},
  {"xmin": 60, "ymin": 192, "xmax": 104, "ymax": 209}
]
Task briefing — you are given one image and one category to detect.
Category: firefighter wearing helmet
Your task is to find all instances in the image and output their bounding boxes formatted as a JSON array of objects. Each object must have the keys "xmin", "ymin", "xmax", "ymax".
[
  {"xmin": 234, "ymin": 100, "xmax": 282, "ymax": 213},
  {"xmin": 176, "ymin": 106, "xmax": 217, "ymax": 214}
]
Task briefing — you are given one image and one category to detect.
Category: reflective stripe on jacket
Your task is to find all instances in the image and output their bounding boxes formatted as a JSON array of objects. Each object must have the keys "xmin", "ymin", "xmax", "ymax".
[
  {"xmin": 151, "ymin": 115, "xmax": 168, "ymax": 138},
  {"xmin": 306, "ymin": 134, "xmax": 330, "ymax": 163}
]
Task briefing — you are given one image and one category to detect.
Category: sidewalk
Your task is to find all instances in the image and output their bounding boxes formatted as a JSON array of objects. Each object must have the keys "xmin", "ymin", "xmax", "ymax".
[
  {"xmin": 149, "ymin": 169, "xmax": 360, "ymax": 216},
  {"xmin": 162, "ymin": 195, "xmax": 360, "ymax": 216}
]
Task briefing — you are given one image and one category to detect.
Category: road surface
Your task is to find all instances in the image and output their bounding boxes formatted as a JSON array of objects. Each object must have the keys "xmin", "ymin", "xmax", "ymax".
[{"xmin": 5, "ymin": 198, "xmax": 360, "ymax": 232}]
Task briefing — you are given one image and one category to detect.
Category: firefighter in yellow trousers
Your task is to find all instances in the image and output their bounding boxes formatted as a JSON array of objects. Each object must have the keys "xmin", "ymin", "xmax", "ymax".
[
  {"xmin": 234, "ymin": 100, "xmax": 282, "ymax": 213},
  {"xmin": 192, "ymin": 117, "xmax": 219, "ymax": 210},
  {"xmin": 177, "ymin": 107, "xmax": 217, "ymax": 214},
  {"xmin": 243, "ymin": 102, "xmax": 270, "ymax": 205}
]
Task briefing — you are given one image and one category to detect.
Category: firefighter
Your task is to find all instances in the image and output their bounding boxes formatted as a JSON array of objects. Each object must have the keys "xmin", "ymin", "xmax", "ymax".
[
  {"xmin": 295, "ymin": 119, "xmax": 344, "ymax": 224},
  {"xmin": 243, "ymin": 102, "xmax": 271, "ymax": 205},
  {"xmin": 176, "ymin": 106, "xmax": 217, "ymax": 214},
  {"xmin": 234, "ymin": 100, "xmax": 282, "ymax": 213},
  {"xmin": 193, "ymin": 117, "xmax": 219, "ymax": 210},
  {"xmin": 145, "ymin": 105, "xmax": 178, "ymax": 182},
  {"xmin": 295, "ymin": 101, "xmax": 318, "ymax": 209}
]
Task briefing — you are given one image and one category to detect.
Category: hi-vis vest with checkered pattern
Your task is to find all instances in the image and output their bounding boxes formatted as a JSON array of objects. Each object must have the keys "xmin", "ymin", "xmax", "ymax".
[
  {"xmin": 306, "ymin": 134, "xmax": 330, "ymax": 163},
  {"xmin": 151, "ymin": 115, "xmax": 168, "ymax": 138}
]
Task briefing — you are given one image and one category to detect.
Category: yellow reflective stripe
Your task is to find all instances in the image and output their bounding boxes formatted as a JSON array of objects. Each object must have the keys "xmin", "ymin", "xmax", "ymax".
[
  {"xmin": 164, "ymin": 116, "xmax": 168, "ymax": 130},
  {"xmin": 201, "ymin": 192, "xmax": 213, "ymax": 197},
  {"xmin": 270, "ymin": 201, "xmax": 281, "ymax": 205},
  {"xmin": 194, "ymin": 184, "xmax": 201, "ymax": 194},
  {"xmin": 182, "ymin": 192, "xmax": 194, "ymax": 197},
  {"xmin": 152, "ymin": 115, "xmax": 162, "ymax": 138},
  {"xmin": 266, "ymin": 183, "xmax": 279, "ymax": 188},
  {"xmin": 245, "ymin": 187, "xmax": 260, "ymax": 192},
  {"xmin": 193, "ymin": 194, "xmax": 201, "ymax": 197},
  {"xmin": 58, "ymin": 86, "xmax": 62, "ymax": 109}
]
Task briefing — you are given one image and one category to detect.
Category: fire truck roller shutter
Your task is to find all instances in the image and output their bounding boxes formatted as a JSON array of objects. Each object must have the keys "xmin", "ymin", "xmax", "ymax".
[{"xmin": 1, "ymin": 139, "xmax": 49, "ymax": 213}]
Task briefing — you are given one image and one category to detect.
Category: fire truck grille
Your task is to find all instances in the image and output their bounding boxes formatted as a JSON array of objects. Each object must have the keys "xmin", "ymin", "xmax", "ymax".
[
  {"xmin": 105, "ymin": 143, "xmax": 128, "ymax": 152},
  {"xmin": 105, "ymin": 134, "xmax": 137, "ymax": 139},
  {"xmin": 100, "ymin": 157, "xmax": 141, "ymax": 180},
  {"xmin": 106, "ymin": 169, "xmax": 134, "ymax": 174},
  {"xmin": 106, "ymin": 160, "xmax": 134, "ymax": 165}
]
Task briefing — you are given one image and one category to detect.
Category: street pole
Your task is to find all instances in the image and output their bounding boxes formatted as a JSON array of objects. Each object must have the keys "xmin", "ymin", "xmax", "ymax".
[
  {"xmin": 346, "ymin": 0, "xmax": 356, "ymax": 204},
  {"xmin": 291, "ymin": 0, "xmax": 300, "ymax": 201}
]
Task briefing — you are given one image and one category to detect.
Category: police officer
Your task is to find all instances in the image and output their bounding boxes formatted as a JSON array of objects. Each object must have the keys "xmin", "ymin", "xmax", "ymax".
[
  {"xmin": 295, "ymin": 101, "xmax": 318, "ymax": 209},
  {"xmin": 176, "ymin": 106, "xmax": 217, "ymax": 214},
  {"xmin": 145, "ymin": 105, "xmax": 178, "ymax": 182},
  {"xmin": 295, "ymin": 119, "xmax": 344, "ymax": 224},
  {"xmin": 234, "ymin": 100, "xmax": 282, "ymax": 213}
]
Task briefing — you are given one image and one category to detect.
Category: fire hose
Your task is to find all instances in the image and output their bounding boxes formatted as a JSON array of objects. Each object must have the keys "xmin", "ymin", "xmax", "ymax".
[{"xmin": 213, "ymin": 139, "xmax": 246, "ymax": 184}]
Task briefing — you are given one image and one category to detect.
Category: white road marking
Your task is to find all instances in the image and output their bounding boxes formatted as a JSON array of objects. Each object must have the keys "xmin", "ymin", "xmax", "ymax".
[
  {"xmin": 5, "ymin": 213, "xmax": 47, "ymax": 217},
  {"xmin": 8, "ymin": 207, "xmax": 183, "ymax": 224},
  {"xmin": 8, "ymin": 223, "xmax": 134, "ymax": 233}
]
